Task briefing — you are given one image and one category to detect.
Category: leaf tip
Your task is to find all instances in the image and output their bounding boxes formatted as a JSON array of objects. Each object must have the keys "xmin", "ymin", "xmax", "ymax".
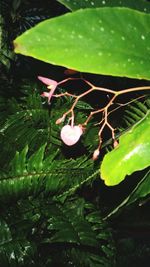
[{"xmin": 13, "ymin": 39, "xmax": 20, "ymax": 54}]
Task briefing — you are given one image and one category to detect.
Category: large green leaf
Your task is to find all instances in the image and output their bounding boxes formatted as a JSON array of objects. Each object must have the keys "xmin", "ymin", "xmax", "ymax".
[
  {"xmin": 125, "ymin": 170, "xmax": 150, "ymax": 204},
  {"xmin": 14, "ymin": 8, "xmax": 150, "ymax": 79},
  {"xmin": 106, "ymin": 170, "xmax": 150, "ymax": 218},
  {"xmin": 100, "ymin": 111, "xmax": 150, "ymax": 186},
  {"xmin": 57, "ymin": 0, "xmax": 150, "ymax": 13}
]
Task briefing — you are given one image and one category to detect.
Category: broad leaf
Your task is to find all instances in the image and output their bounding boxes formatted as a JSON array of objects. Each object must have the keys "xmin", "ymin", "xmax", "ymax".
[
  {"xmin": 100, "ymin": 111, "xmax": 150, "ymax": 186},
  {"xmin": 57, "ymin": 0, "xmax": 150, "ymax": 13},
  {"xmin": 14, "ymin": 8, "xmax": 150, "ymax": 80},
  {"xmin": 106, "ymin": 170, "xmax": 150, "ymax": 218},
  {"xmin": 125, "ymin": 170, "xmax": 150, "ymax": 204}
]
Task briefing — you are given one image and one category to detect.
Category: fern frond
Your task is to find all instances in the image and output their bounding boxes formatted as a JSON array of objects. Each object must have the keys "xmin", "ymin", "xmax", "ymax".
[
  {"xmin": 0, "ymin": 143, "xmax": 96, "ymax": 202},
  {"xmin": 102, "ymin": 95, "xmax": 150, "ymax": 149},
  {"xmin": 16, "ymin": 7, "xmax": 51, "ymax": 34},
  {"xmin": 0, "ymin": 218, "xmax": 35, "ymax": 267},
  {"xmin": 0, "ymin": 196, "xmax": 115, "ymax": 267},
  {"xmin": 0, "ymin": 86, "xmax": 101, "ymax": 171},
  {"xmin": 0, "ymin": 13, "xmax": 13, "ymax": 69},
  {"xmin": 123, "ymin": 96, "xmax": 150, "ymax": 128},
  {"xmin": 0, "ymin": 91, "xmax": 51, "ymax": 167},
  {"xmin": 61, "ymin": 247, "xmax": 115, "ymax": 267},
  {"xmin": 43, "ymin": 198, "xmax": 116, "ymax": 267}
]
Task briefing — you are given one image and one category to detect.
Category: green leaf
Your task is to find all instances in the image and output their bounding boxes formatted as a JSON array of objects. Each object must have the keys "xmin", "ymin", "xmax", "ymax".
[
  {"xmin": 27, "ymin": 144, "xmax": 46, "ymax": 172},
  {"xmin": 0, "ymin": 144, "xmax": 95, "ymax": 202},
  {"xmin": 47, "ymin": 201, "xmax": 99, "ymax": 247},
  {"xmin": 14, "ymin": 8, "xmax": 150, "ymax": 80},
  {"xmin": 106, "ymin": 170, "xmax": 150, "ymax": 218},
  {"xmin": 46, "ymin": 199, "xmax": 114, "ymax": 250},
  {"xmin": 123, "ymin": 98, "xmax": 150, "ymax": 127},
  {"xmin": 131, "ymin": 170, "xmax": 150, "ymax": 203},
  {"xmin": 57, "ymin": 0, "xmax": 150, "ymax": 13},
  {"xmin": 75, "ymin": 100, "xmax": 93, "ymax": 110},
  {"xmin": 0, "ymin": 219, "xmax": 34, "ymax": 267},
  {"xmin": 100, "ymin": 111, "xmax": 150, "ymax": 186},
  {"xmin": 44, "ymin": 198, "xmax": 115, "ymax": 266},
  {"xmin": 0, "ymin": 91, "xmax": 50, "ymax": 168}
]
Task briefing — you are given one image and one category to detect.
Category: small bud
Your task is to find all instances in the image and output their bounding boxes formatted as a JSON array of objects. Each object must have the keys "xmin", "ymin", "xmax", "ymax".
[
  {"xmin": 92, "ymin": 148, "xmax": 100, "ymax": 161},
  {"xmin": 113, "ymin": 139, "xmax": 119, "ymax": 148},
  {"xmin": 56, "ymin": 116, "xmax": 65, "ymax": 125}
]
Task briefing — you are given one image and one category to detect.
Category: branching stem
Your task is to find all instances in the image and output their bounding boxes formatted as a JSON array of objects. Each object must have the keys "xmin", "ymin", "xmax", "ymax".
[{"xmin": 50, "ymin": 77, "xmax": 150, "ymax": 152}]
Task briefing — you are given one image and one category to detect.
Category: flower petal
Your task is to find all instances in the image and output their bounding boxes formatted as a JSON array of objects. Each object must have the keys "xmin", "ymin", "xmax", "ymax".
[
  {"xmin": 41, "ymin": 91, "xmax": 54, "ymax": 103},
  {"xmin": 38, "ymin": 76, "xmax": 57, "ymax": 89},
  {"xmin": 60, "ymin": 125, "xmax": 83, "ymax": 146},
  {"xmin": 39, "ymin": 76, "xmax": 58, "ymax": 103}
]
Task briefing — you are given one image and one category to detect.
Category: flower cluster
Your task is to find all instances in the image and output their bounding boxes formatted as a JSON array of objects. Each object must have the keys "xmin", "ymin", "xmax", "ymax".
[
  {"xmin": 38, "ymin": 76, "xmax": 83, "ymax": 147},
  {"xmin": 38, "ymin": 75, "xmax": 150, "ymax": 159}
]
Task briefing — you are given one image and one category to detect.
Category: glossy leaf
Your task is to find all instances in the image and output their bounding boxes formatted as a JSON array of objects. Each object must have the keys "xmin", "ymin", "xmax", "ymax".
[
  {"xmin": 57, "ymin": 0, "xmax": 150, "ymax": 13},
  {"xmin": 127, "ymin": 170, "xmax": 150, "ymax": 204},
  {"xmin": 106, "ymin": 170, "xmax": 150, "ymax": 218},
  {"xmin": 14, "ymin": 8, "xmax": 150, "ymax": 80},
  {"xmin": 100, "ymin": 111, "xmax": 150, "ymax": 186}
]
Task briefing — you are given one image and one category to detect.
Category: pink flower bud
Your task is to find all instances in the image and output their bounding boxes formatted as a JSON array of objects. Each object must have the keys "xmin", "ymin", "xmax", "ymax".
[
  {"xmin": 60, "ymin": 125, "xmax": 83, "ymax": 146},
  {"xmin": 92, "ymin": 149, "xmax": 100, "ymax": 161},
  {"xmin": 56, "ymin": 116, "xmax": 65, "ymax": 125},
  {"xmin": 113, "ymin": 140, "xmax": 119, "ymax": 148}
]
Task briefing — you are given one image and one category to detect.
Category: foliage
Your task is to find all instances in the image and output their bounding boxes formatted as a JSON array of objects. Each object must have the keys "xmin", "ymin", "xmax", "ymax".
[
  {"xmin": 0, "ymin": 141, "xmax": 97, "ymax": 203},
  {"xmin": 57, "ymin": 0, "xmax": 150, "ymax": 12},
  {"xmin": 1, "ymin": 0, "xmax": 150, "ymax": 266},
  {"xmin": 14, "ymin": 7, "xmax": 150, "ymax": 79},
  {"xmin": 107, "ymin": 170, "xmax": 150, "ymax": 218},
  {"xmin": 101, "ymin": 111, "xmax": 150, "ymax": 186},
  {"xmin": 0, "ymin": 197, "xmax": 115, "ymax": 267}
]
